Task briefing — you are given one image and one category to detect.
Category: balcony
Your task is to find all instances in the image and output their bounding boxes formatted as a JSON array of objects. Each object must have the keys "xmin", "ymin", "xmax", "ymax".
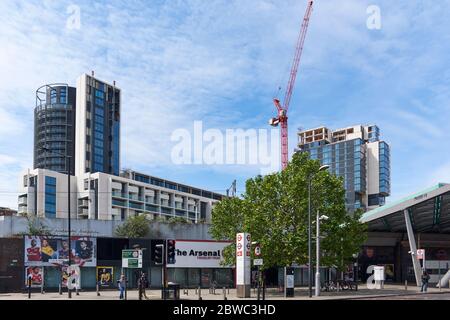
[
  {"xmin": 128, "ymin": 194, "xmax": 144, "ymax": 202},
  {"xmin": 161, "ymin": 207, "xmax": 173, "ymax": 215},
  {"xmin": 129, "ymin": 202, "xmax": 143, "ymax": 210},
  {"xmin": 112, "ymin": 199, "xmax": 127, "ymax": 207},
  {"xmin": 145, "ymin": 204, "xmax": 159, "ymax": 213},
  {"xmin": 175, "ymin": 209, "xmax": 186, "ymax": 217},
  {"xmin": 112, "ymin": 191, "xmax": 127, "ymax": 199}
]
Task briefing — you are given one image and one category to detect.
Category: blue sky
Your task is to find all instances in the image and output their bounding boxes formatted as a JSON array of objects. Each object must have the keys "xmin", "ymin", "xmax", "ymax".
[{"xmin": 0, "ymin": 0, "xmax": 449, "ymax": 209}]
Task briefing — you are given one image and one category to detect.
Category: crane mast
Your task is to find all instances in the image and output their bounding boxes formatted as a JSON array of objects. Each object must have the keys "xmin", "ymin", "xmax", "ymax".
[{"xmin": 270, "ymin": 1, "xmax": 314, "ymax": 170}]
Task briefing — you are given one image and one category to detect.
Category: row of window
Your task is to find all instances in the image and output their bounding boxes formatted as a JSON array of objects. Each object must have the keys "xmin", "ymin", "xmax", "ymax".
[{"xmin": 45, "ymin": 176, "xmax": 57, "ymax": 218}]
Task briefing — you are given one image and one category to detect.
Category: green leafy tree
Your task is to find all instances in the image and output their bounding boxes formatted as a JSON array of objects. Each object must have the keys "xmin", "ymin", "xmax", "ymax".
[
  {"xmin": 25, "ymin": 215, "xmax": 51, "ymax": 236},
  {"xmin": 167, "ymin": 216, "xmax": 192, "ymax": 224},
  {"xmin": 115, "ymin": 215, "xmax": 150, "ymax": 238},
  {"xmin": 210, "ymin": 152, "xmax": 367, "ymax": 271}
]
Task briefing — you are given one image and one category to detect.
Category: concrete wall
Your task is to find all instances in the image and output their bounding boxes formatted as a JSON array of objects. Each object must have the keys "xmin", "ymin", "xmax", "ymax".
[{"xmin": 0, "ymin": 216, "xmax": 213, "ymax": 240}]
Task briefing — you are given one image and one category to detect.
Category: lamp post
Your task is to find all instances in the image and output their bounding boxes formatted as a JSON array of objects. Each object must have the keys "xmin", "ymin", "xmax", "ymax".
[
  {"xmin": 41, "ymin": 147, "xmax": 72, "ymax": 298},
  {"xmin": 315, "ymin": 213, "xmax": 329, "ymax": 297},
  {"xmin": 308, "ymin": 165, "xmax": 329, "ymax": 298}
]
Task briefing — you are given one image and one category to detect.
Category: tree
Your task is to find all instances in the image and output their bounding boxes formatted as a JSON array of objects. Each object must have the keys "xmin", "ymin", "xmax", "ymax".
[
  {"xmin": 167, "ymin": 216, "xmax": 192, "ymax": 224},
  {"xmin": 115, "ymin": 215, "xmax": 150, "ymax": 238},
  {"xmin": 25, "ymin": 215, "xmax": 51, "ymax": 236},
  {"xmin": 210, "ymin": 152, "xmax": 367, "ymax": 271}
]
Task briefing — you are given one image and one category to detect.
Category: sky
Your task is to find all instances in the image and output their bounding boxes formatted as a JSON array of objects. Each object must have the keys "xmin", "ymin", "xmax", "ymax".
[{"xmin": 0, "ymin": 0, "xmax": 449, "ymax": 209}]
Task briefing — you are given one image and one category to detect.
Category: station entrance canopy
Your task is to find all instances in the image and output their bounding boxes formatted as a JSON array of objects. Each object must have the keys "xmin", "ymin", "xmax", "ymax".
[
  {"xmin": 361, "ymin": 183, "xmax": 450, "ymax": 286},
  {"xmin": 361, "ymin": 183, "xmax": 450, "ymax": 233}
]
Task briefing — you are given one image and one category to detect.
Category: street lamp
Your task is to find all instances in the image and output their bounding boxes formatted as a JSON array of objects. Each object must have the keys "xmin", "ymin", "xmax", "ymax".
[
  {"xmin": 315, "ymin": 213, "xmax": 329, "ymax": 297},
  {"xmin": 41, "ymin": 146, "xmax": 73, "ymax": 298},
  {"xmin": 308, "ymin": 165, "xmax": 329, "ymax": 298}
]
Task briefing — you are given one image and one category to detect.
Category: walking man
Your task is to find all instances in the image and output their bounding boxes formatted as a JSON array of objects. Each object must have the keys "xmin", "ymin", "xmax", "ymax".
[{"xmin": 138, "ymin": 272, "xmax": 150, "ymax": 300}]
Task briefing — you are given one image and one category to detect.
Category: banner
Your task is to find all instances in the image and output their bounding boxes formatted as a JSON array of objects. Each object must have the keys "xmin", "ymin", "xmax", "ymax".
[
  {"xmin": 24, "ymin": 235, "xmax": 96, "ymax": 267},
  {"xmin": 166, "ymin": 240, "xmax": 231, "ymax": 268},
  {"xmin": 97, "ymin": 267, "xmax": 114, "ymax": 287},
  {"xmin": 25, "ymin": 266, "xmax": 43, "ymax": 288}
]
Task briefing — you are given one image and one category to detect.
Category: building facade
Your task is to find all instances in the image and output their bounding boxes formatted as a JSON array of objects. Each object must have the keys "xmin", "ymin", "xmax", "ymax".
[
  {"xmin": 34, "ymin": 84, "xmax": 77, "ymax": 175},
  {"xmin": 18, "ymin": 168, "xmax": 222, "ymax": 222},
  {"xmin": 75, "ymin": 73, "xmax": 121, "ymax": 177},
  {"xmin": 297, "ymin": 125, "xmax": 390, "ymax": 212}
]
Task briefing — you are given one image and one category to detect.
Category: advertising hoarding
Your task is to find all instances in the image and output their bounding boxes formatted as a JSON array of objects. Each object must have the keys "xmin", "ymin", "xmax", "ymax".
[
  {"xmin": 24, "ymin": 235, "xmax": 96, "ymax": 267},
  {"xmin": 25, "ymin": 266, "xmax": 44, "ymax": 288},
  {"xmin": 166, "ymin": 240, "xmax": 231, "ymax": 268},
  {"xmin": 97, "ymin": 267, "xmax": 114, "ymax": 287}
]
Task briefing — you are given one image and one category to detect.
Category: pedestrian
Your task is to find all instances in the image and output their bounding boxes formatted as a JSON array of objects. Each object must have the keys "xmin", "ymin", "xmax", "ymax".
[
  {"xmin": 138, "ymin": 272, "xmax": 150, "ymax": 300},
  {"xmin": 421, "ymin": 270, "xmax": 430, "ymax": 293},
  {"xmin": 118, "ymin": 274, "xmax": 126, "ymax": 300}
]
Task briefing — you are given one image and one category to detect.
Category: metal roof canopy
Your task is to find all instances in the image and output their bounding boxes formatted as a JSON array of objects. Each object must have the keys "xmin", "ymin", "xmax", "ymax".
[{"xmin": 361, "ymin": 183, "xmax": 450, "ymax": 234}]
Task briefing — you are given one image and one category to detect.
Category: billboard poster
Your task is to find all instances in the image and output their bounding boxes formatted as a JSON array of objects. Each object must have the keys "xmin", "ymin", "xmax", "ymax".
[
  {"xmin": 166, "ymin": 240, "xmax": 231, "ymax": 268},
  {"xmin": 25, "ymin": 266, "xmax": 44, "ymax": 288},
  {"xmin": 97, "ymin": 267, "xmax": 114, "ymax": 287},
  {"xmin": 24, "ymin": 235, "xmax": 97, "ymax": 267}
]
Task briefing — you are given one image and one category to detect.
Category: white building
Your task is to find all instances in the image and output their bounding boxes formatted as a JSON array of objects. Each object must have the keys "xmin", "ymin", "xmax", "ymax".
[
  {"xmin": 20, "ymin": 72, "xmax": 224, "ymax": 223},
  {"xmin": 18, "ymin": 169, "xmax": 222, "ymax": 222}
]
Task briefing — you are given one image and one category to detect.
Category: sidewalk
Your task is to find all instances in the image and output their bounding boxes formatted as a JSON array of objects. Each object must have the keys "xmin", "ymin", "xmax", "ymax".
[{"xmin": 1, "ymin": 284, "xmax": 449, "ymax": 300}]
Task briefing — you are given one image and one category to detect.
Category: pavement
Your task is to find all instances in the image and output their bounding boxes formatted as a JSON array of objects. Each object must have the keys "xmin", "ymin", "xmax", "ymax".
[{"xmin": 1, "ymin": 284, "xmax": 450, "ymax": 300}]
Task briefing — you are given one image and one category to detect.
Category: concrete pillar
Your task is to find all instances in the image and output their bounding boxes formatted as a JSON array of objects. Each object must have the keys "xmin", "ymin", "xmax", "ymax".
[{"xmin": 404, "ymin": 209, "xmax": 422, "ymax": 287}]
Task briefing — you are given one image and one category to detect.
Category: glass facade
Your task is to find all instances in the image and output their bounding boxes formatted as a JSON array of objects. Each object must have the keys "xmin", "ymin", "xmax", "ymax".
[
  {"xmin": 379, "ymin": 141, "xmax": 390, "ymax": 195},
  {"xmin": 34, "ymin": 84, "xmax": 76, "ymax": 175},
  {"xmin": 308, "ymin": 138, "xmax": 366, "ymax": 212},
  {"xmin": 44, "ymin": 176, "xmax": 56, "ymax": 218},
  {"xmin": 84, "ymin": 76, "xmax": 120, "ymax": 176}
]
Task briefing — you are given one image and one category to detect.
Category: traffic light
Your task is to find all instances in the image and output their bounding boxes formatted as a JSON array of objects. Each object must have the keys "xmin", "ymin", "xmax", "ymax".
[
  {"xmin": 166, "ymin": 239, "xmax": 176, "ymax": 265},
  {"xmin": 154, "ymin": 244, "xmax": 165, "ymax": 265}
]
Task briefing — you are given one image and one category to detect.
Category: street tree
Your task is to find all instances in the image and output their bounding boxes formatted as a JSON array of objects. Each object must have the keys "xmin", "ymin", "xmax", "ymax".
[
  {"xmin": 210, "ymin": 152, "xmax": 367, "ymax": 271},
  {"xmin": 115, "ymin": 215, "xmax": 151, "ymax": 239}
]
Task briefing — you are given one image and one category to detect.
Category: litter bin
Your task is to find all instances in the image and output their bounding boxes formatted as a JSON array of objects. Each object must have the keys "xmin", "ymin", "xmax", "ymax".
[{"xmin": 167, "ymin": 282, "xmax": 180, "ymax": 300}]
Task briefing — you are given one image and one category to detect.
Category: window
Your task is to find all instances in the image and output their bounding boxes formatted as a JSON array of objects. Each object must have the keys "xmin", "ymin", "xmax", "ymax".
[
  {"xmin": 45, "ymin": 176, "xmax": 57, "ymax": 218},
  {"xmin": 94, "ymin": 147, "xmax": 103, "ymax": 156},
  {"xmin": 94, "ymin": 131, "xmax": 104, "ymax": 140},
  {"xmin": 95, "ymin": 98, "xmax": 104, "ymax": 106},
  {"xmin": 94, "ymin": 139, "xmax": 103, "ymax": 147},
  {"xmin": 95, "ymin": 89, "xmax": 104, "ymax": 99},
  {"xmin": 50, "ymin": 89, "xmax": 57, "ymax": 104},
  {"xmin": 60, "ymin": 88, "xmax": 67, "ymax": 104}
]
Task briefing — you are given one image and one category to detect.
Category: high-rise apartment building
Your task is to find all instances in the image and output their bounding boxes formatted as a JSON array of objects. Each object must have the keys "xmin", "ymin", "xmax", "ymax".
[
  {"xmin": 75, "ymin": 73, "xmax": 121, "ymax": 176},
  {"xmin": 20, "ymin": 72, "xmax": 223, "ymax": 222},
  {"xmin": 34, "ymin": 84, "xmax": 77, "ymax": 174},
  {"xmin": 297, "ymin": 125, "xmax": 390, "ymax": 212}
]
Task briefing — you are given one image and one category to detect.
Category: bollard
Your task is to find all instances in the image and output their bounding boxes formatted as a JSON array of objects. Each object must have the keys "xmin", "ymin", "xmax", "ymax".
[
  {"xmin": 41, "ymin": 285, "xmax": 44, "ymax": 295},
  {"xmin": 198, "ymin": 287, "xmax": 202, "ymax": 300},
  {"xmin": 97, "ymin": 283, "xmax": 100, "ymax": 296},
  {"xmin": 223, "ymin": 287, "xmax": 227, "ymax": 300},
  {"xmin": 195, "ymin": 287, "xmax": 198, "ymax": 295},
  {"xmin": 404, "ymin": 280, "xmax": 408, "ymax": 291},
  {"xmin": 59, "ymin": 283, "xmax": 62, "ymax": 295},
  {"xmin": 28, "ymin": 278, "xmax": 31, "ymax": 299},
  {"xmin": 76, "ymin": 287, "xmax": 79, "ymax": 296}
]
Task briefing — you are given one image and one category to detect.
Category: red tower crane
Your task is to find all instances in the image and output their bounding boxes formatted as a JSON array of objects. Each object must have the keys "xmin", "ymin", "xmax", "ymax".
[{"xmin": 269, "ymin": 1, "xmax": 314, "ymax": 170}]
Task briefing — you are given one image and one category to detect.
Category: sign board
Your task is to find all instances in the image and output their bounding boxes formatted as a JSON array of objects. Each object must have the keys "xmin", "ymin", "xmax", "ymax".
[
  {"xmin": 254, "ymin": 245, "xmax": 261, "ymax": 257},
  {"xmin": 122, "ymin": 249, "xmax": 142, "ymax": 268},
  {"xmin": 236, "ymin": 233, "xmax": 251, "ymax": 286},
  {"xmin": 374, "ymin": 266, "xmax": 385, "ymax": 281},
  {"xmin": 417, "ymin": 249, "xmax": 425, "ymax": 260},
  {"xmin": 24, "ymin": 235, "xmax": 96, "ymax": 267},
  {"xmin": 254, "ymin": 259, "xmax": 263, "ymax": 266},
  {"xmin": 166, "ymin": 240, "xmax": 231, "ymax": 268}
]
